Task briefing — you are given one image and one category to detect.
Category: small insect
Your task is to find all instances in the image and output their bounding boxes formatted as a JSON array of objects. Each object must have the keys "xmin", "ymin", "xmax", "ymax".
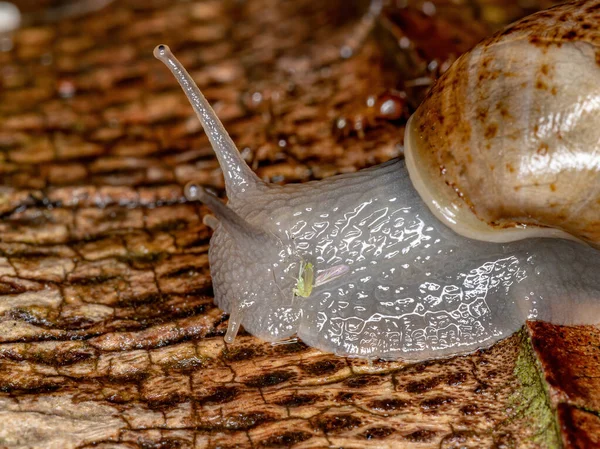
[
  {"xmin": 315, "ymin": 264, "xmax": 351, "ymax": 287},
  {"xmin": 292, "ymin": 260, "xmax": 314, "ymax": 298},
  {"xmin": 292, "ymin": 262, "xmax": 351, "ymax": 298}
]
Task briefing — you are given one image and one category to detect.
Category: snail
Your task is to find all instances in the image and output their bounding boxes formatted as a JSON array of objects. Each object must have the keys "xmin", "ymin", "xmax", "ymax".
[{"xmin": 154, "ymin": 0, "xmax": 600, "ymax": 361}]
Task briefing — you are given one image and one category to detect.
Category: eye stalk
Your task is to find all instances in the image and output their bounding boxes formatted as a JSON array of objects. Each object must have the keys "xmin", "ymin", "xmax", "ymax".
[
  {"xmin": 154, "ymin": 44, "xmax": 263, "ymax": 199},
  {"xmin": 184, "ymin": 183, "xmax": 255, "ymax": 240}
]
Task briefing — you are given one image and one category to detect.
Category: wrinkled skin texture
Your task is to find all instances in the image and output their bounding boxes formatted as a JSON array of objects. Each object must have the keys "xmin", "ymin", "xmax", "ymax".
[{"xmin": 213, "ymin": 159, "xmax": 600, "ymax": 360}]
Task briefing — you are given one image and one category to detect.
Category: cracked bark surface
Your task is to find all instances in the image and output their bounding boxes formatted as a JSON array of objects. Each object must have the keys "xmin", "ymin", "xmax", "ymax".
[{"xmin": 0, "ymin": 0, "xmax": 597, "ymax": 448}]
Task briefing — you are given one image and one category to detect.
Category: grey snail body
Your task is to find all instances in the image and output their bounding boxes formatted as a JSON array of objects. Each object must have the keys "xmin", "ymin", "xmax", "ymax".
[{"xmin": 154, "ymin": 0, "xmax": 600, "ymax": 361}]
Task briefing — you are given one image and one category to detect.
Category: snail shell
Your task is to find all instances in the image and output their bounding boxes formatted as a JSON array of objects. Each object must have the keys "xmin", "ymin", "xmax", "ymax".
[
  {"xmin": 405, "ymin": 0, "xmax": 600, "ymax": 246},
  {"xmin": 154, "ymin": 0, "xmax": 600, "ymax": 361}
]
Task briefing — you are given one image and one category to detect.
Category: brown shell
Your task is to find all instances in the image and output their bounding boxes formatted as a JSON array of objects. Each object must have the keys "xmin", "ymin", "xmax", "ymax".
[{"xmin": 405, "ymin": 0, "xmax": 600, "ymax": 246}]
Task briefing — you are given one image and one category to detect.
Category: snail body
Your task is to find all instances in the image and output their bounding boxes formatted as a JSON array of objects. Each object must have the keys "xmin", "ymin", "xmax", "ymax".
[{"xmin": 154, "ymin": 0, "xmax": 600, "ymax": 361}]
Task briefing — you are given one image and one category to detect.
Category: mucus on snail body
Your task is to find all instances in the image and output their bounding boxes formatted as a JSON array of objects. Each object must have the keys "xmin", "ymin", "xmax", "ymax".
[{"xmin": 154, "ymin": 0, "xmax": 600, "ymax": 361}]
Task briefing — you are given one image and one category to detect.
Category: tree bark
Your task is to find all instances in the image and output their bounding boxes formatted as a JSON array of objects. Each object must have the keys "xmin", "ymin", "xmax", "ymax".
[{"xmin": 0, "ymin": 0, "xmax": 597, "ymax": 448}]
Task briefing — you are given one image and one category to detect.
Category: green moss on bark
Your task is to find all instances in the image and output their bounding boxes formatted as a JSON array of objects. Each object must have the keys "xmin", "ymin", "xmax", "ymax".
[{"xmin": 511, "ymin": 330, "xmax": 561, "ymax": 448}]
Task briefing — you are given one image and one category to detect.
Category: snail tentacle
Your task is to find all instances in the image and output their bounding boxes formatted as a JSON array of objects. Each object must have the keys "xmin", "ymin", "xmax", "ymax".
[
  {"xmin": 224, "ymin": 302, "xmax": 244, "ymax": 344},
  {"xmin": 202, "ymin": 215, "xmax": 219, "ymax": 230},
  {"xmin": 185, "ymin": 183, "xmax": 279, "ymax": 264},
  {"xmin": 154, "ymin": 44, "xmax": 263, "ymax": 198}
]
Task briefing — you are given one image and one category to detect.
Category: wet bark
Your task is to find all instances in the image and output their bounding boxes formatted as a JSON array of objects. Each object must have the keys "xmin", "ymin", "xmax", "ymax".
[{"xmin": 0, "ymin": 0, "xmax": 597, "ymax": 448}]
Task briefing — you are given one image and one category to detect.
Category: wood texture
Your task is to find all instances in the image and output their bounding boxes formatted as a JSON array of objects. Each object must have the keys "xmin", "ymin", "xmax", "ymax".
[{"xmin": 0, "ymin": 0, "xmax": 596, "ymax": 448}]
